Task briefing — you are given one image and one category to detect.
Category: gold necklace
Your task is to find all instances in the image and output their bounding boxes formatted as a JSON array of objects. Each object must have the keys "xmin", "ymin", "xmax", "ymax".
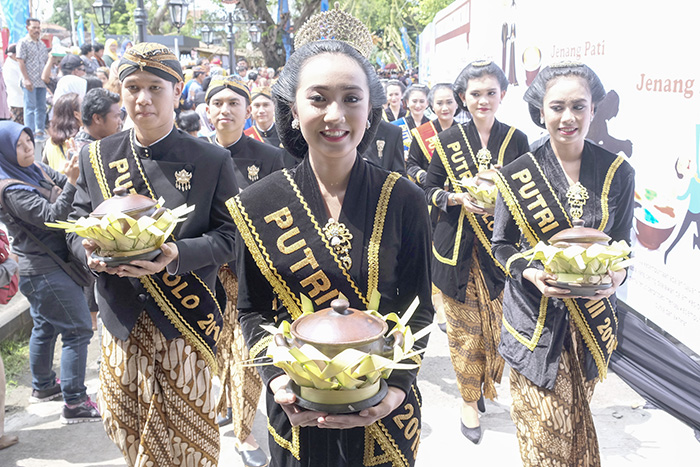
[
  {"xmin": 458, "ymin": 124, "xmax": 492, "ymax": 172},
  {"xmin": 323, "ymin": 218, "xmax": 353, "ymax": 270},
  {"xmin": 565, "ymin": 181, "xmax": 589, "ymax": 220}
]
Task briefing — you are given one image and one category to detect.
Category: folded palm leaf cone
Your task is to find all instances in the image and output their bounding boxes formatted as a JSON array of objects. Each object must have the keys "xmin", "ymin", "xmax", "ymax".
[
  {"xmin": 257, "ymin": 293, "xmax": 430, "ymax": 394},
  {"xmin": 519, "ymin": 220, "xmax": 633, "ymax": 286},
  {"xmin": 460, "ymin": 169, "xmax": 498, "ymax": 209},
  {"xmin": 47, "ymin": 188, "xmax": 194, "ymax": 257}
]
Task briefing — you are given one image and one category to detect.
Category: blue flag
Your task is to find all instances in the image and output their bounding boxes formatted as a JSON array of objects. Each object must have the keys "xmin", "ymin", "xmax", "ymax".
[
  {"xmin": 91, "ymin": 21, "xmax": 96, "ymax": 44},
  {"xmin": 77, "ymin": 15, "xmax": 85, "ymax": 46},
  {"xmin": 321, "ymin": 0, "xmax": 329, "ymax": 11},
  {"xmin": 400, "ymin": 26, "xmax": 411, "ymax": 63},
  {"xmin": 0, "ymin": 0, "xmax": 29, "ymax": 43}
]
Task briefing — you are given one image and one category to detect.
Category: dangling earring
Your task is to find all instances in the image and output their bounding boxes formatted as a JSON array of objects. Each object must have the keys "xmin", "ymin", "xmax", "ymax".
[
  {"xmin": 291, "ymin": 118, "xmax": 300, "ymax": 130},
  {"xmin": 366, "ymin": 119, "xmax": 371, "ymax": 130},
  {"xmin": 539, "ymin": 115, "xmax": 544, "ymax": 125}
]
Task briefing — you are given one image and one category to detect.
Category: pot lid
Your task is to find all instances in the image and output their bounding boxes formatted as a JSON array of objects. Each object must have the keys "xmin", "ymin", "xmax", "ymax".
[
  {"xmin": 292, "ymin": 299, "xmax": 388, "ymax": 345},
  {"xmin": 549, "ymin": 219, "xmax": 611, "ymax": 246},
  {"xmin": 90, "ymin": 186, "xmax": 158, "ymax": 218}
]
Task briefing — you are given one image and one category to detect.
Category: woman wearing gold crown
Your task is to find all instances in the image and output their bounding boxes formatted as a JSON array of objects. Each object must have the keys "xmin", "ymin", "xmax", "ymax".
[
  {"xmin": 424, "ymin": 60, "xmax": 529, "ymax": 444},
  {"xmin": 229, "ymin": 5, "xmax": 434, "ymax": 467},
  {"xmin": 492, "ymin": 62, "xmax": 634, "ymax": 465}
]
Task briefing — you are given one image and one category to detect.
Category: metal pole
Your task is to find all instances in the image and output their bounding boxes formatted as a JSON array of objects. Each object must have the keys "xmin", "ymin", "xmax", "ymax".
[
  {"xmin": 227, "ymin": 12, "xmax": 235, "ymax": 75},
  {"xmin": 134, "ymin": 0, "xmax": 148, "ymax": 43},
  {"xmin": 68, "ymin": 0, "xmax": 77, "ymax": 45}
]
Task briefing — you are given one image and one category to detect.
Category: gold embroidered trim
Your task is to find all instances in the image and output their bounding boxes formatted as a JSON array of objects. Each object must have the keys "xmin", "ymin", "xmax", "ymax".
[
  {"xmin": 529, "ymin": 153, "xmax": 572, "ymax": 230},
  {"xmin": 267, "ymin": 419, "xmax": 300, "ymax": 460},
  {"xmin": 226, "ymin": 196, "xmax": 303, "ymax": 319},
  {"xmin": 598, "ymin": 155, "xmax": 625, "ymax": 231},
  {"xmin": 563, "ymin": 298, "xmax": 617, "ymax": 381},
  {"xmin": 432, "ymin": 210, "xmax": 465, "ymax": 266},
  {"xmin": 249, "ymin": 334, "xmax": 274, "ymax": 360},
  {"xmin": 497, "ymin": 126, "xmax": 517, "ymax": 166},
  {"xmin": 464, "ymin": 211, "xmax": 505, "ymax": 273},
  {"xmin": 88, "ymin": 140, "xmax": 111, "ymax": 200},
  {"xmin": 367, "ymin": 172, "xmax": 401, "ymax": 300},
  {"xmin": 129, "ymin": 129, "xmax": 156, "ymax": 199},
  {"xmin": 430, "ymin": 189, "xmax": 440, "ymax": 208},
  {"xmin": 411, "ymin": 122, "xmax": 437, "ymax": 163},
  {"xmin": 505, "ymin": 251, "xmax": 527, "ymax": 277},
  {"xmin": 502, "ymin": 294, "xmax": 548, "ymax": 351},
  {"xmin": 139, "ymin": 275, "xmax": 218, "ymax": 372},
  {"xmin": 283, "ymin": 170, "xmax": 368, "ymax": 308},
  {"xmin": 493, "ymin": 169, "xmax": 539, "ymax": 248},
  {"xmin": 365, "ymin": 422, "xmax": 409, "ymax": 467}
]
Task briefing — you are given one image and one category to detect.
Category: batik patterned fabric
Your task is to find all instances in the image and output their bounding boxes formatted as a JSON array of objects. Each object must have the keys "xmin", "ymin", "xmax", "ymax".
[
  {"xmin": 216, "ymin": 267, "xmax": 263, "ymax": 442},
  {"xmin": 509, "ymin": 323, "xmax": 600, "ymax": 467},
  {"xmin": 441, "ymin": 249, "xmax": 504, "ymax": 402},
  {"xmin": 99, "ymin": 312, "xmax": 219, "ymax": 467}
]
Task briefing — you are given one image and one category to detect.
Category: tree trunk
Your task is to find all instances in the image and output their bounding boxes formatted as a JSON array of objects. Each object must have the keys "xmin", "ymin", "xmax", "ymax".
[
  {"xmin": 239, "ymin": 0, "xmax": 322, "ymax": 69},
  {"xmin": 149, "ymin": 1, "xmax": 171, "ymax": 35}
]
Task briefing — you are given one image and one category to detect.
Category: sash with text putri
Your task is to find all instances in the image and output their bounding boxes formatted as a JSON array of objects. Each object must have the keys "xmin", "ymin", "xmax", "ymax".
[
  {"xmin": 87, "ymin": 137, "xmax": 222, "ymax": 371},
  {"xmin": 244, "ymin": 126, "xmax": 264, "ymax": 143},
  {"xmin": 432, "ymin": 124, "xmax": 515, "ymax": 274},
  {"xmin": 391, "ymin": 117, "xmax": 412, "ymax": 156},
  {"xmin": 410, "ymin": 121, "xmax": 439, "ymax": 163},
  {"xmin": 493, "ymin": 152, "xmax": 620, "ymax": 380},
  {"xmin": 227, "ymin": 169, "xmax": 401, "ymax": 320}
]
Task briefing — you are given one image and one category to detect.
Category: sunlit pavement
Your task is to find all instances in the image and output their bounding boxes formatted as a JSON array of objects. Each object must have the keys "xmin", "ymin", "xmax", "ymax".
[{"xmin": 2, "ymin": 320, "xmax": 698, "ymax": 466}]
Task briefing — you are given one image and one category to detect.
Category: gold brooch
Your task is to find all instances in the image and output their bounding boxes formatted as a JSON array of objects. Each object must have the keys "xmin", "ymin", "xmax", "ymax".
[
  {"xmin": 247, "ymin": 164, "xmax": 260, "ymax": 182},
  {"xmin": 476, "ymin": 148, "xmax": 492, "ymax": 171},
  {"xmin": 174, "ymin": 169, "xmax": 192, "ymax": 191},
  {"xmin": 323, "ymin": 218, "xmax": 353, "ymax": 270},
  {"xmin": 376, "ymin": 140, "xmax": 385, "ymax": 159},
  {"xmin": 565, "ymin": 182, "xmax": 589, "ymax": 220}
]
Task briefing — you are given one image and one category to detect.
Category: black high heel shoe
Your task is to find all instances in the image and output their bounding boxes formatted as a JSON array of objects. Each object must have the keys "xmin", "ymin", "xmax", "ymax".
[{"xmin": 460, "ymin": 420, "xmax": 482, "ymax": 444}]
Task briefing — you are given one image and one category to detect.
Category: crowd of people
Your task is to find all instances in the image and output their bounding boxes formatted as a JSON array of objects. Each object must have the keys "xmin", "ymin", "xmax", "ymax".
[{"xmin": 0, "ymin": 7, "xmax": 634, "ymax": 467}]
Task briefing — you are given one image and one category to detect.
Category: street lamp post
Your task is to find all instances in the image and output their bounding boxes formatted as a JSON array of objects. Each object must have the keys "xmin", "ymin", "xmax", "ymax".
[
  {"xmin": 134, "ymin": 0, "xmax": 148, "ymax": 43},
  {"xmin": 168, "ymin": 0, "xmax": 189, "ymax": 60},
  {"xmin": 226, "ymin": 12, "xmax": 236, "ymax": 75},
  {"xmin": 92, "ymin": 0, "xmax": 113, "ymax": 33}
]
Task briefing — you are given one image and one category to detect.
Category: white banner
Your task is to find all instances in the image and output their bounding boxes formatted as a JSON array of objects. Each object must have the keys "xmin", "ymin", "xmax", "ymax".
[{"xmin": 419, "ymin": 0, "xmax": 700, "ymax": 355}]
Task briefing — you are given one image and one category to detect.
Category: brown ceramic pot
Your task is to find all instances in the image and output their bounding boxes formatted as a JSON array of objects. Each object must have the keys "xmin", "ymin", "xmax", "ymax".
[
  {"xmin": 90, "ymin": 186, "xmax": 165, "ymax": 234},
  {"xmin": 275, "ymin": 298, "xmax": 403, "ymax": 359}
]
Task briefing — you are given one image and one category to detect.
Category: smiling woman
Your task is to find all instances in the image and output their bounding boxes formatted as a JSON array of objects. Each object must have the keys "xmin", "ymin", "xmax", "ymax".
[{"xmin": 228, "ymin": 6, "xmax": 435, "ymax": 467}]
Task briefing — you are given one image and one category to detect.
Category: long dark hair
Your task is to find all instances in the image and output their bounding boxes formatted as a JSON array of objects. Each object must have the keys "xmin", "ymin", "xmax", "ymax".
[
  {"xmin": 49, "ymin": 93, "xmax": 81, "ymax": 146},
  {"xmin": 271, "ymin": 40, "xmax": 386, "ymax": 160}
]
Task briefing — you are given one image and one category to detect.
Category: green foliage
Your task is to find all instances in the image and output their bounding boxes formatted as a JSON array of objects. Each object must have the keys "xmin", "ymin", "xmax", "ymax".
[
  {"xmin": 345, "ymin": 0, "xmax": 453, "ymax": 69},
  {"xmin": 0, "ymin": 332, "xmax": 30, "ymax": 388},
  {"xmin": 50, "ymin": 0, "xmax": 132, "ymax": 43}
]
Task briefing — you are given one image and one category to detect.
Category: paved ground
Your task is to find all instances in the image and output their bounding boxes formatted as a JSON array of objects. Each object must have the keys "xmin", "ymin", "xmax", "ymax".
[{"xmin": 2, "ymin": 321, "xmax": 698, "ymax": 466}]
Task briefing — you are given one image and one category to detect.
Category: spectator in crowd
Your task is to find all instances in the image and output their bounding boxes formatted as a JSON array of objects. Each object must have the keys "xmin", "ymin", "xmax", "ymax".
[
  {"xmin": 3, "ymin": 45, "xmax": 24, "ymax": 124},
  {"xmin": 176, "ymin": 110, "xmax": 201, "ymax": 137},
  {"xmin": 73, "ymin": 88, "xmax": 122, "ymax": 150},
  {"xmin": 53, "ymin": 54, "xmax": 87, "ymax": 104},
  {"xmin": 93, "ymin": 43, "xmax": 106, "ymax": 67},
  {"xmin": 85, "ymin": 76, "xmax": 103, "ymax": 93},
  {"xmin": 95, "ymin": 66, "xmax": 109, "ymax": 86},
  {"xmin": 17, "ymin": 18, "xmax": 49, "ymax": 141},
  {"xmin": 79, "ymin": 44, "xmax": 97, "ymax": 76},
  {"xmin": 236, "ymin": 57, "xmax": 248, "ymax": 77},
  {"xmin": 43, "ymin": 93, "xmax": 81, "ymax": 172},
  {"xmin": 187, "ymin": 66, "xmax": 207, "ymax": 106},
  {"xmin": 103, "ymin": 39, "xmax": 118, "ymax": 67},
  {"xmin": 0, "ymin": 120, "xmax": 98, "ymax": 425}
]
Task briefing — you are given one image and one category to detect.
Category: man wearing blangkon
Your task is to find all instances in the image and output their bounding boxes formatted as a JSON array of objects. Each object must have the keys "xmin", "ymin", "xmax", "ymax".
[{"xmin": 67, "ymin": 43, "xmax": 238, "ymax": 466}]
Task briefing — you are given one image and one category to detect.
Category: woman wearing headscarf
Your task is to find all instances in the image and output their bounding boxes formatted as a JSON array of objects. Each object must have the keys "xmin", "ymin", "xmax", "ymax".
[
  {"xmin": 0, "ymin": 121, "xmax": 98, "ymax": 424},
  {"xmin": 103, "ymin": 39, "xmax": 119, "ymax": 67},
  {"xmin": 492, "ymin": 62, "xmax": 635, "ymax": 465}
]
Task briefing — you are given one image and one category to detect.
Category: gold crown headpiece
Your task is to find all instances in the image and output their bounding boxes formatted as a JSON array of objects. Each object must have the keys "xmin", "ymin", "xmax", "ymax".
[
  {"xmin": 471, "ymin": 59, "xmax": 494, "ymax": 67},
  {"xmin": 550, "ymin": 60, "xmax": 584, "ymax": 68},
  {"xmin": 294, "ymin": 2, "xmax": 373, "ymax": 59}
]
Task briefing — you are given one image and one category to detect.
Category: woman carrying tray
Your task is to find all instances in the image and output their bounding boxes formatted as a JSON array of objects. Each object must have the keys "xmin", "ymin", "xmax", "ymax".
[
  {"xmin": 424, "ymin": 60, "xmax": 529, "ymax": 444},
  {"xmin": 491, "ymin": 62, "xmax": 634, "ymax": 465},
  {"xmin": 229, "ymin": 6, "xmax": 434, "ymax": 467}
]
